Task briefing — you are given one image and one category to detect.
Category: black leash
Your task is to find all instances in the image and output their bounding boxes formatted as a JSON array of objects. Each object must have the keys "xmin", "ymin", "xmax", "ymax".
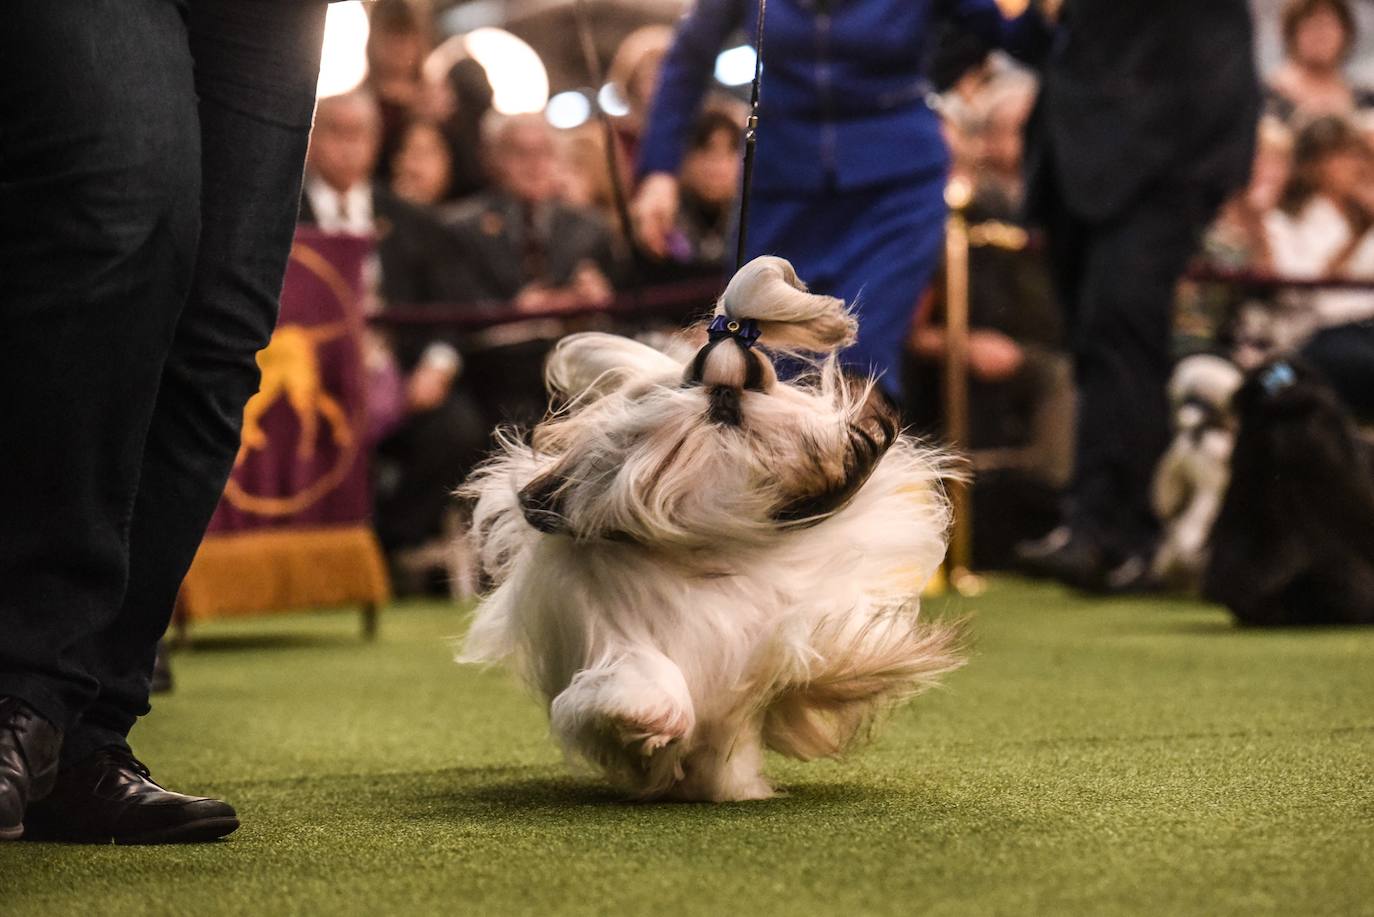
[{"xmin": 735, "ymin": 0, "xmax": 768, "ymax": 271}]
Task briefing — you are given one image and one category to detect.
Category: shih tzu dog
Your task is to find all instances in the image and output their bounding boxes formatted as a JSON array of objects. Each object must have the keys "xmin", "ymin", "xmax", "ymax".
[
  {"xmin": 1204, "ymin": 360, "xmax": 1374, "ymax": 626},
  {"xmin": 458, "ymin": 256, "xmax": 962, "ymax": 802},
  {"xmin": 1151, "ymin": 354, "xmax": 1244, "ymax": 587}
]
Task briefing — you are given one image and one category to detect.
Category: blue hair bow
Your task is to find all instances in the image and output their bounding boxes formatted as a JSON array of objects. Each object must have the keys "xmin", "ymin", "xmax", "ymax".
[{"xmin": 707, "ymin": 315, "xmax": 761, "ymax": 349}]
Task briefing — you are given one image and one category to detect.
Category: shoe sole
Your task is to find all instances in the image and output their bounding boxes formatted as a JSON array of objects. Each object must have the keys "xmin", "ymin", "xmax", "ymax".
[
  {"xmin": 0, "ymin": 824, "xmax": 22, "ymax": 841},
  {"xmin": 24, "ymin": 815, "xmax": 240, "ymax": 845},
  {"xmin": 115, "ymin": 815, "xmax": 240, "ymax": 846}
]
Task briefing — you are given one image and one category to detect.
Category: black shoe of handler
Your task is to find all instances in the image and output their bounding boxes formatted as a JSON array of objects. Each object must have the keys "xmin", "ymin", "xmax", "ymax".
[
  {"xmin": 1014, "ymin": 526, "xmax": 1108, "ymax": 590},
  {"xmin": 0, "ymin": 696, "xmax": 63, "ymax": 841},
  {"xmin": 24, "ymin": 747, "xmax": 239, "ymax": 844},
  {"xmin": 1016, "ymin": 527, "xmax": 1160, "ymax": 595}
]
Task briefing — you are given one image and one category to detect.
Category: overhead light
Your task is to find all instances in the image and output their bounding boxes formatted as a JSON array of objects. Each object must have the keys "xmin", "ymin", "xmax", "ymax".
[
  {"xmin": 597, "ymin": 82, "xmax": 630, "ymax": 118},
  {"xmin": 714, "ymin": 45, "xmax": 756, "ymax": 87},
  {"xmin": 317, "ymin": 1, "xmax": 370, "ymax": 98},
  {"xmin": 546, "ymin": 91, "xmax": 592, "ymax": 130},
  {"xmin": 464, "ymin": 27, "xmax": 549, "ymax": 115}
]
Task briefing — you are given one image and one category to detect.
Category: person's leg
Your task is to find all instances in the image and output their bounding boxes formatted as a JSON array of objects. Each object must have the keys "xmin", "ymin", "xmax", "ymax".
[
  {"xmin": 1068, "ymin": 184, "xmax": 1216, "ymax": 566},
  {"xmin": 375, "ymin": 390, "xmax": 490, "ymax": 554},
  {"xmin": 0, "ymin": 0, "xmax": 200, "ymax": 731},
  {"xmin": 61, "ymin": 0, "xmax": 328, "ymax": 763}
]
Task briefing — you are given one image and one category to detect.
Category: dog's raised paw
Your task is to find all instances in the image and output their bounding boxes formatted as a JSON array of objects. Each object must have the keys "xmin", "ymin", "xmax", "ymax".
[{"xmin": 604, "ymin": 708, "xmax": 690, "ymax": 758}]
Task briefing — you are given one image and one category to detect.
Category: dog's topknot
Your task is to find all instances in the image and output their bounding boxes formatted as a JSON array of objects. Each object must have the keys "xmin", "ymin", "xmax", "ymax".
[
  {"xmin": 719, "ymin": 256, "xmax": 856, "ymax": 352},
  {"xmin": 692, "ymin": 256, "xmax": 856, "ymax": 393}
]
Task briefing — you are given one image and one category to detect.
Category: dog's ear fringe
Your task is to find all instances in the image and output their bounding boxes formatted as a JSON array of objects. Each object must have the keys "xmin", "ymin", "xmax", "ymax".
[{"xmin": 718, "ymin": 256, "xmax": 857, "ymax": 354}]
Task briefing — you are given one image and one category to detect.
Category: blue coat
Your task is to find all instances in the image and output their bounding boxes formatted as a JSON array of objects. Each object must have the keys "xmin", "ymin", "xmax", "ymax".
[{"xmin": 639, "ymin": 0, "xmax": 1049, "ymax": 194}]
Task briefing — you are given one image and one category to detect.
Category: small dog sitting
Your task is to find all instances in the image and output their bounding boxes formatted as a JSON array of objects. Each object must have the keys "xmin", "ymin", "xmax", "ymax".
[
  {"xmin": 1204, "ymin": 360, "xmax": 1374, "ymax": 626},
  {"xmin": 1151, "ymin": 354, "xmax": 1244, "ymax": 587},
  {"xmin": 458, "ymin": 256, "xmax": 962, "ymax": 801}
]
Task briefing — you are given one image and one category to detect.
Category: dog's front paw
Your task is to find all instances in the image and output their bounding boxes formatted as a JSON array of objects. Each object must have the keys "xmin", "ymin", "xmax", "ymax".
[{"xmin": 607, "ymin": 707, "xmax": 691, "ymax": 759}]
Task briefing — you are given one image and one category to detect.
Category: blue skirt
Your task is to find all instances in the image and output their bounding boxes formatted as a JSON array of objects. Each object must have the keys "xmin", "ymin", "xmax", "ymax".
[{"xmin": 742, "ymin": 170, "xmax": 948, "ymax": 398}]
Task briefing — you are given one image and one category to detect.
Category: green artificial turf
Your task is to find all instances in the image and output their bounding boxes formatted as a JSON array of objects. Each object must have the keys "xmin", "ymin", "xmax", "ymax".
[{"xmin": 3, "ymin": 577, "xmax": 1372, "ymax": 916}]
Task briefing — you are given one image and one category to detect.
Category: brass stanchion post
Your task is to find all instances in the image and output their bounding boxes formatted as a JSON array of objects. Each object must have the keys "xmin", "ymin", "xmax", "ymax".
[{"xmin": 943, "ymin": 178, "xmax": 983, "ymax": 596}]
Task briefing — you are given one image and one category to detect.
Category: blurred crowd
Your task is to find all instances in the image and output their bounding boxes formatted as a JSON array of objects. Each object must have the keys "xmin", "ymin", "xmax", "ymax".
[{"xmin": 312, "ymin": 0, "xmax": 1374, "ymax": 590}]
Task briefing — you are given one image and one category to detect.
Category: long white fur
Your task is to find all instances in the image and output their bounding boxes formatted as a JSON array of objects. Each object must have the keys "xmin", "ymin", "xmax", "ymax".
[{"xmin": 458, "ymin": 257, "xmax": 961, "ymax": 802}]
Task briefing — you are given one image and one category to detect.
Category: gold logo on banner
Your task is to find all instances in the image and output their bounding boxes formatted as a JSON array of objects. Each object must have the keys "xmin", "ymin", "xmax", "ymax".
[{"xmin": 224, "ymin": 242, "xmax": 364, "ymax": 518}]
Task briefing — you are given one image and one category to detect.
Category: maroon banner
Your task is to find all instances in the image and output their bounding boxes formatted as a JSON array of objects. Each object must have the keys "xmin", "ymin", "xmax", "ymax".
[
  {"xmin": 208, "ymin": 228, "xmax": 375, "ymax": 532},
  {"xmin": 181, "ymin": 228, "xmax": 389, "ymax": 622}
]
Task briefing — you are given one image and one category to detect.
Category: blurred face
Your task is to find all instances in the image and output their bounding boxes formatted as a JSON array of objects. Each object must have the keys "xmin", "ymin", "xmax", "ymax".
[
  {"xmin": 369, "ymin": 30, "xmax": 425, "ymax": 82},
  {"xmin": 1291, "ymin": 6, "xmax": 1349, "ymax": 69},
  {"xmin": 680, "ymin": 128, "xmax": 740, "ymax": 205},
  {"xmin": 628, "ymin": 51, "xmax": 667, "ymax": 114},
  {"xmin": 307, "ymin": 96, "xmax": 381, "ymax": 193},
  {"xmin": 392, "ymin": 123, "xmax": 453, "ymax": 206},
  {"xmin": 981, "ymin": 94, "xmax": 1033, "ymax": 178},
  {"xmin": 490, "ymin": 121, "xmax": 558, "ymax": 203},
  {"xmin": 1247, "ymin": 142, "xmax": 1293, "ymax": 211},
  {"xmin": 1314, "ymin": 144, "xmax": 1370, "ymax": 199}
]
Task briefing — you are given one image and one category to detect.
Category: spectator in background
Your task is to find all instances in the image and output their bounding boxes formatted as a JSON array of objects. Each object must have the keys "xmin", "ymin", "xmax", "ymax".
[
  {"xmin": 445, "ymin": 112, "xmax": 617, "ymax": 426},
  {"xmin": 1267, "ymin": 0, "xmax": 1374, "ymax": 126},
  {"xmin": 659, "ymin": 108, "xmax": 742, "ymax": 280},
  {"xmin": 1267, "ymin": 115, "xmax": 1374, "ymax": 415},
  {"xmin": 300, "ymin": 91, "xmax": 487, "ymax": 572},
  {"xmin": 1175, "ymin": 117, "xmax": 1295, "ymax": 359},
  {"xmin": 391, "ymin": 119, "xmax": 455, "ymax": 208},
  {"xmin": 300, "ymin": 92, "xmax": 463, "ymax": 306},
  {"xmin": 558, "ymin": 124, "xmax": 620, "ymax": 230},
  {"xmin": 446, "ymin": 113, "xmax": 616, "ymax": 311},
  {"xmin": 365, "ymin": 0, "xmax": 431, "ymax": 184},
  {"xmin": 422, "ymin": 48, "xmax": 495, "ymax": 201},
  {"xmin": 606, "ymin": 26, "xmax": 674, "ymax": 175}
]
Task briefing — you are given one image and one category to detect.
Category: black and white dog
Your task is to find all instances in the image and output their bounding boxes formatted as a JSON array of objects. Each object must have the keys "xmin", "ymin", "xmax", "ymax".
[
  {"xmin": 1204, "ymin": 360, "xmax": 1374, "ymax": 626},
  {"xmin": 1152, "ymin": 355, "xmax": 1244, "ymax": 587}
]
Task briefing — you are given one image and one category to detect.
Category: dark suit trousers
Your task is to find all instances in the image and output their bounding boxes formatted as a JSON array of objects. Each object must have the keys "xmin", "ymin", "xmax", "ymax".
[
  {"xmin": 1044, "ymin": 182, "xmax": 1219, "ymax": 559},
  {"xmin": 0, "ymin": 0, "xmax": 325, "ymax": 762}
]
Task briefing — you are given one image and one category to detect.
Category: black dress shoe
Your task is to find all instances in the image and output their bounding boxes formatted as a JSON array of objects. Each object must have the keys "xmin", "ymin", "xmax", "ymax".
[
  {"xmin": 1014, "ymin": 527, "xmax": 1109, "ymax": 590},
  {"xmin": 23, "ymin": 747, "xmax": 238, "ymax": 844},
  {"xmin": 0, "ymin": 696, "xmax": 63, "ymax": 841},
  {"xmin": 1098, "ymin": 553, "xmax": 1161, "ymax": 596}
]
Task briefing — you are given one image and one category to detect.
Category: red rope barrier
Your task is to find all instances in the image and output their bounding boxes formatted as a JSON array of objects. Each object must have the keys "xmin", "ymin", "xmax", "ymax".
[
  {"xmin": 363, "ymin": 258, "xmax": 1374, "ymax": 332},
  {"xmin": 1181, "ymin": 265, "xmax": 1374, "ymax": 291}
]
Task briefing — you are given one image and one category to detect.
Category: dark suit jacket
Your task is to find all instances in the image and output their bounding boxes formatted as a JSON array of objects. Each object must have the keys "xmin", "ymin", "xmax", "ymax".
[
  {"xmin": 1025, "ymin": 0, "xmax": 1261, "ymax": 223},
  {"xmin": 440, "ymin": 191, "xmax": 616, "ymax": 302},
  {"xmin": 298, "ymin": 184, "xmax": 475, "ymax": 370},
  {"xmin": 298, "ymin": 184, "xmax": 472, "ymax": 308}
]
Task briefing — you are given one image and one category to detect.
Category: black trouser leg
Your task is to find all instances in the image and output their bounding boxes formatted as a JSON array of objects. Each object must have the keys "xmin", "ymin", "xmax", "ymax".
[
  {"xmin": 0, "ymin": 1, "xmax": 202, "ymax": 730},
  {"xmin": 61, "ymin": 0, "xmax": 327, "ymax": 763},
  {"xmin": 1064, "ymin": 185, "xmax": 1217, "ymax": 559}
]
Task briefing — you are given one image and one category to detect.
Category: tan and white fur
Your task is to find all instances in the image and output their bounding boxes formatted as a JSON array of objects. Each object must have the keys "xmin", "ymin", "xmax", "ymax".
[{"xmin": 458, "ymin": 256, "xmax": 963, "ymax": 802}]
